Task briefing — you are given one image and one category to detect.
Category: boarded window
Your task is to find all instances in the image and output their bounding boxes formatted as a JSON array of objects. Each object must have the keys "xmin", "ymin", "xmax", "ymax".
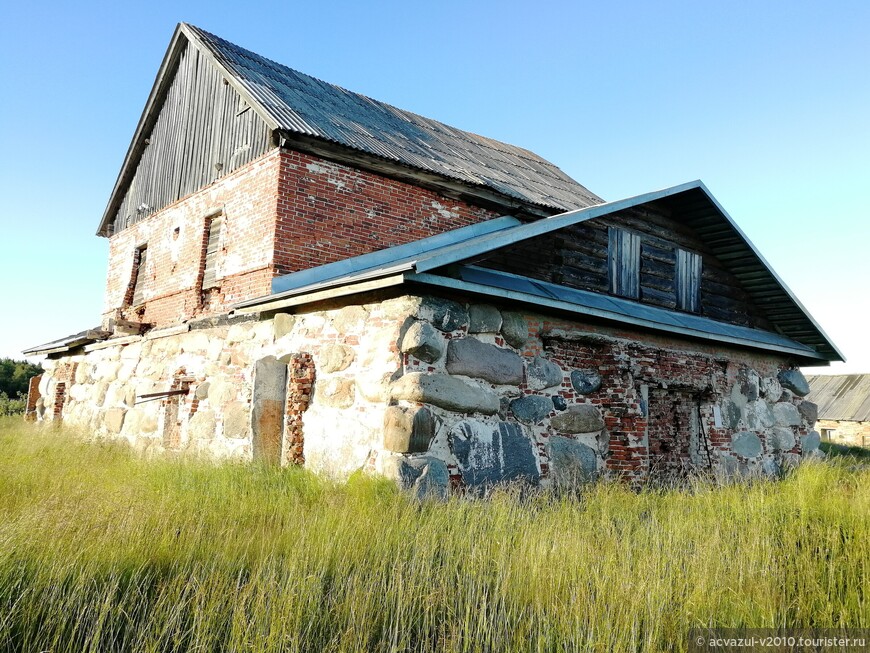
[
  {"xmin": 608, "ymin": 228, "xmax": 640, "ymax": 299},
  {"xmin": 675, "ymin": 249, "xmax": 702, "ymax": 312},
  {"xmin": 202, "ymin": 215, "xmax": 223, "ymax": 289},
  {"xmin": 130, "ymin": 246, "xmax": 148, "ymax": 306}
]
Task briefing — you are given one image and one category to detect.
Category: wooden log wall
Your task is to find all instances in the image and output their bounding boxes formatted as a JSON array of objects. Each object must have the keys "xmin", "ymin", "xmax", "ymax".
[
  {"xmin": 481, "ymin": 205, "xmax": 771, "ymax": 330},
  {"xmin": 111, "ymin": 42, "xmax": 272, "ymax": 235}
]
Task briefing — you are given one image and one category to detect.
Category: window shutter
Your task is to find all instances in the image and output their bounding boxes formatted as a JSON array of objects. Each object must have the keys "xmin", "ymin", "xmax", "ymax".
[
  {"xmin": 608, "ymin": 228, "xmax": 640, "ymax": 299},
  {"xmin": 202, "ymin": 216, "xmax": 223, "ymax": 289},
  {"xmin": 676, "ymin": 249, "xmax": 702, "ymax": 312}
]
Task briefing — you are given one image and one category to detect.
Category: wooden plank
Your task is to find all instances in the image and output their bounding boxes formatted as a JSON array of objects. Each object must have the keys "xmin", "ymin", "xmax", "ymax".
[
  {"xmin": 111, "ymin": 41, "xmax": 271, "ymax": 232},
  {"xmin": 641, "ymin": 272, "xmax": 675, "ymax": 293},
  {"xmin": 641, "ymin": 286, "xmax": 677, "ymax": 309}
]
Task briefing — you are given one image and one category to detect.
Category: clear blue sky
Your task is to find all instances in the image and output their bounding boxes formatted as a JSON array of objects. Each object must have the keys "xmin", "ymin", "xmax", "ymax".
[{"xmin": 1, "ymin": 1, "xmax": 867, "ymax": 373}]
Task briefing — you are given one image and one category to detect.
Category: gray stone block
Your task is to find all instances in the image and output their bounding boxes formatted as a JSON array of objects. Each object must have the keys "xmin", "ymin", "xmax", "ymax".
[
  {"xmin": 570, "ymin": 370, "xmax": 602, "ymax": 394},
  {"xmin": 381, "ymin": 456, "xmax": 423, "ymax": 489},
  {"xmin": 510, "ymin": 395, "xmax": 553, "ymax": 424},
  {"xmin": 187, "ymin": 409, "xmax": 216, "ymax": 441},
  {"xmin": 549, "ymin": 436, "xmax": 599, "ymax": 485},
  {"xmin": 777, "ymin": 369, "xmax": 810, "ymax": 397},
  {"xmin": 801, "ymin": 430, "xmax": 821, "ymax": 453},
  {"xmin": 413, "ymin": 458, "xmax": 450, "ymax": 500},
  {"xmin": 773, "ymin": 402, "xmax": 801, "ymax": 427},
  {"xmin": 744, "ymin": 401, "xmax": 775, "ymax": 429},
  {"xmin": 526, "ymin": 356, "xmax": 563, "ymax": 390},
  {"xmin": 222, "ymin": 402, "xmax": 249, "ymax": 438},
  {"xmin": 552, "ymin": 396, "xmax": 567, "ymax": 411},
  {"xmin": 550, "ymin": 404, "xmax": 605, "ymax": 434},
  {"xmin": 500, "ymin": 311, "xmax": 528, "ymax": 349},
  {"xmin": 737, "ymin": 368, "xmax": 759, "ymax": 402},
  {"xmin": 104, "ymin": 408, "xmax": 126, "ymax": 434},
  {"xmin": 318, "ymin": 344, "xmax": 355, "ymax": 372},
  {"xmin": 798, "ymin": 401, "xmax": 818, "ymax": 425},
  {"xmin": 468, "ymin": 304, "xmax": 502, "ymax": 333},
  {"xmin": 446, "ymin": 338, "xmax": 524, "ymax": 385},
  {"xmin": 194, "ymin": 381, "xmax": 211, "ymax": 400},
  {"xmin": 721, "ymin": 400, "xmax": 742, "ymax": 429},
  {"xmin": 316, "ymin": 377, "xmax": 355, "ymax": 408},
  {"xmin": 759, "ymin": 376, "xmax": 782, "ymax": 400},
  {"xmin": 416, "ymin": 297, "xmax": 468, "ymax": 332},
  {"xmin": 399, "ymin": 320, "xmax": 445, "ymax": 363},
  {"xmin": 449, "ymin": 420, "xmax": 539, "ymax": 487},
  {"xmin": 383, "ymin": 406, "xmax": 436, "ymax": 453},
  {"xmin": 332, "ymin": 305, "xmax": 369, "ymax": 333},
  {"xmin": 732, "ymin": 431, "xmax": 762, "ymax": 458},
  {"xmin": 273, "ymin": 313, "xmax": 296, "ymax": 339},
  {"xmin": 390, "ymin": 373, "xmax": 499, "ymax": 415},
  {"xmin": 768, "ymin": 427, "xmax": 796, "ymax": 452},
  {"xmin": 762, "ymin": 458, "xmax": 781, "ymax": 477}
]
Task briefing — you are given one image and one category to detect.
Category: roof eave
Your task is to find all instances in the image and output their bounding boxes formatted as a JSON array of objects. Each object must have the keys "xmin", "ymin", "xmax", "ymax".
[
  {"xmin": 232, "ymin": 268, "xmax": 830, "ymax": 364},
  {"xmin": 690, "ymin": 181, "xmax": 846, "ymax": 363}
]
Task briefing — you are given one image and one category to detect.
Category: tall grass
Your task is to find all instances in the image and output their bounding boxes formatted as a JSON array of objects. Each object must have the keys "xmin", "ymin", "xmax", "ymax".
[{"xmin": 0, "ymin": 417, "xmax": 866, "ymax": 652}]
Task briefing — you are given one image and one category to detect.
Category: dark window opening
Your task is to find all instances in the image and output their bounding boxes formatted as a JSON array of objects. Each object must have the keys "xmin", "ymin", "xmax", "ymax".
[
  {"xmin": 647, "ymin": 387, "xmax": 704, "ymax": 478},
  {"xmin": 125, "ymin": 245, "xmax": 148, "ymax": 307}
]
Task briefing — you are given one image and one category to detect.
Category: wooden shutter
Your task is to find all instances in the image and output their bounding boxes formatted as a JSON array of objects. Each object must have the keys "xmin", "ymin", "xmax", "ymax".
[
  {"xmin": 676, "ymin": 248, "xmax": 702, "ymax": 312},
  {"xmin": 608, "ymin": 228, "xmax": 640, "ymax": 299},
  {"xmin": 202, "ymin": 216, "xmax": 223, "ymax": 289},
  {"xmin": 131, "ymin": 247, "xmax": 148, "ymax": 306}
]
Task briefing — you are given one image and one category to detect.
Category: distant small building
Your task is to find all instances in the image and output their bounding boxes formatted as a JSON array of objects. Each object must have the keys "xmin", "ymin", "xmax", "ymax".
[{"xmin": 806, "ymin": 375, "xmax": 870, "ymax": 448}]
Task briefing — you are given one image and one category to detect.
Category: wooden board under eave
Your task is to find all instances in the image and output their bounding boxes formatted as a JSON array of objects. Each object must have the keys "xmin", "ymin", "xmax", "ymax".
[{"xmin": 109, "ymin": 41, "xmax": 272, "ymax": 235}]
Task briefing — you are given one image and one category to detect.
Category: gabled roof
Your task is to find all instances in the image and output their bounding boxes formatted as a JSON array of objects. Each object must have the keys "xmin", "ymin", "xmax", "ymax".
[
  {"xmin": 98, "ymin": 23, "xmax": 601, "ymax": 235},
  {"xmin": 235, "ymin": 181, "xmax": 843, "ymax": 364},
  {"xmin": 806, "ymin": 375, "xmax": 870, "ymax": 422}
]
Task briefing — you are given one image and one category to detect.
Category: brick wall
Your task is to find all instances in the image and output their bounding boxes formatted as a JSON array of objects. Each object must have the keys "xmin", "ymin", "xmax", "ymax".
[
  {"xmin": 541, "ymin": 320, "xmax": 803, "ymax": 483},
  {"xmin": 272, "ymin": 150, "xmax": 499, "ymax": 275},
  {"xmin": 102, "ymin": 147, "xmax": 502, "ymax": 329},
  {"xmin": 103, "ymin": 149, "xmax": 282, "ymax": 328}
]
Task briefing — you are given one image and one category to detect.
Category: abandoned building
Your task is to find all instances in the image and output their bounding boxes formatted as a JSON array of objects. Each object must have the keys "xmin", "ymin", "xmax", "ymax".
[
  {"xmin": 806, "ymin": 375, "xmax": 870, "ymax": 448},
  {"xmin": 24, "ymin": 23, "xmax": 843, "ymax": 493}
]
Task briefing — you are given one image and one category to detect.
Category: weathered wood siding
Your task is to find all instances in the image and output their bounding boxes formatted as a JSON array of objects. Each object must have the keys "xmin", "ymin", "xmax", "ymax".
[
  {"xmin": 481, "ymin": 205, "xmax": 771, "ymax": 330},
  {"xmin": 110, "ymin": 42, "xmax": 272, "ymax": 235}
]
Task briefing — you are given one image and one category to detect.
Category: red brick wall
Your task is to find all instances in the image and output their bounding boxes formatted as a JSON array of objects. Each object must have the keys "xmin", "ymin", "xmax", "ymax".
[
  {"xmin": 102, "ymin": 147, "xmax": 502, "ymax": 329},
  {"xmin": 272, "ymin": 150, "xmax": 499, "ymax": 275},
  {"xmin": 104, "ymin": 149, "xmax": 282, "ymax": 328},
  {"xmin": 543, "ymin": 329, "xmax": 801, "ymax": 482}
]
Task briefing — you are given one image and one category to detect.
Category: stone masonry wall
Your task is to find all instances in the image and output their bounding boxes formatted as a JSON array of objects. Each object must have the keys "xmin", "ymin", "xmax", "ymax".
[
  {"xmin": 37, "ymin": 292, "xmax": 822, "ymax": 494},
  {"xmin": 817, "ymin": 419, "xmax": 870, "ymax": 448}
]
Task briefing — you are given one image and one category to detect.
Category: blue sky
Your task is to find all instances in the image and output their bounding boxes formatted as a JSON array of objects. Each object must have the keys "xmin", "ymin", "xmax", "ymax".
[{"xmin": 0, "ymin": 0, "xmax": 867, "ymax": 373}]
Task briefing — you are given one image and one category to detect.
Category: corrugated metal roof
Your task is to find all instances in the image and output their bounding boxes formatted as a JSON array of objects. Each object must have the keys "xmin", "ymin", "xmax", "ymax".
[
  {"xmin": 183, "ymin": 23, "xmax": 601, "ymax": 213},
  {"xmin": 237, "ymin": 181, "xmax": 841, "ymax": 363},
  {"xmin": 806, "ymin": 375, "xmax": 870, "ymax": 422}
]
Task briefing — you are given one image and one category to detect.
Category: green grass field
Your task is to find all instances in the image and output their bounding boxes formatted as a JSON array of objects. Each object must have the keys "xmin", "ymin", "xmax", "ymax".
[{"xmin": 0, "ymin": 417, "xmax": 867, "ymax": 652}]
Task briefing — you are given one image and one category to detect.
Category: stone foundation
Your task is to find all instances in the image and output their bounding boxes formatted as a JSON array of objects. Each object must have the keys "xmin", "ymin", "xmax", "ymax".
[{"xmin": 35, "ymin": 292, "xmax": 822, "ymax": 494}]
